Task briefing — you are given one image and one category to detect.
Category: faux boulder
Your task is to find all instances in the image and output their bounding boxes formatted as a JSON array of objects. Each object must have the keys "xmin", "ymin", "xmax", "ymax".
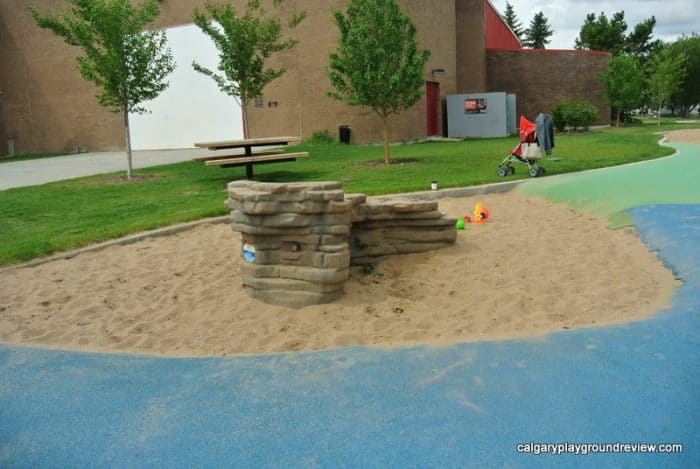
[
  {"xmin": 226, "ymin": 181, "xmax": 457, "ymax": 307},
  {"xmin": 226, "ymin": 181, "xmax": 351, "ymax": 308},
  {"xmin": 348, "ymin": 196, "xmax": 457, "ymax": 265}
]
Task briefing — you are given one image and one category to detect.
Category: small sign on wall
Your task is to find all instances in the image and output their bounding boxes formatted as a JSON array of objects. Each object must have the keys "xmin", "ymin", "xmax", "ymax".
[{"xmin": 465, "ymin": 98, "xmax": 488, "ymax": 114}]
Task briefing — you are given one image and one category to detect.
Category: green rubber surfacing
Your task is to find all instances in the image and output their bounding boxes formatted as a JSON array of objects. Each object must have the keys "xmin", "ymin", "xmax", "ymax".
[{"xmin": 521, "ymin": 141, "xmax": 700, "ymax": 228}]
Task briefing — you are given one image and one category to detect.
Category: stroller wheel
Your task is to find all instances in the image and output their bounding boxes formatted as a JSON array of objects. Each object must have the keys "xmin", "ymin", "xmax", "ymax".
[
  {"xmin": 497, "ymin": 167, "xmax": 508, "ymax": 177},
  {"xmin": 529, "ymin": 167, "xmax": 540, "ymax": 177},
  {"xmin": 507, "ymin": 166, "xmax": 515, "ymax": 175},
  {"xmin": 538, "ymin": 167, "xmax": 546, "ymax": 175}
]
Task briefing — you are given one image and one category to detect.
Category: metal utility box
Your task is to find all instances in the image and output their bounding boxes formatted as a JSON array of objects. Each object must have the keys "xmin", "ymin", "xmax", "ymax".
[{"xmin": 446, "ymin": 92, "xmax": 516, "ymax": 138}]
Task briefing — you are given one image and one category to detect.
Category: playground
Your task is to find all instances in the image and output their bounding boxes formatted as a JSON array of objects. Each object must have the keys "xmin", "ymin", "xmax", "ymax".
[{"xmin": 0, "ymin": 130, "xmax": 698, "ymax": 467}]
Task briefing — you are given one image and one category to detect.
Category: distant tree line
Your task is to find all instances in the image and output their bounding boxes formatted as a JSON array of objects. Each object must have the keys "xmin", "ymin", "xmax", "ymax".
[
  {"xmin": 502, "ymin": 2, "xmax": 553, "ymax": 49},
  {"xmin": 503, "ymin": 3, "xmax": 699, "ymax": 125},
  {"xmin": 576, "ymin": 11, "xmax": 697, "ymax": 125}
]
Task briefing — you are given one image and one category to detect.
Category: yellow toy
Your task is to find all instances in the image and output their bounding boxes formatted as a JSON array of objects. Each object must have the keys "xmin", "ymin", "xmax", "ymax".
[{"xmin": 473, "ymin": 203, "xmax": 490, "ymax": 224}]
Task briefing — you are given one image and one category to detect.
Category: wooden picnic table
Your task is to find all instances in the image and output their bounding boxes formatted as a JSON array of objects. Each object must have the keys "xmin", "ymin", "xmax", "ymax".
[{"xmin": 193, "ymin": 136, "xmax": 307, "ymax": 179}]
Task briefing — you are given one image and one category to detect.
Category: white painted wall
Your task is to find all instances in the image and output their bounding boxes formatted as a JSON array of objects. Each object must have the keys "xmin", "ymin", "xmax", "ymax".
[{"xmin": 129, "ymin": 23, "xmax": 243, "ymax": 150}]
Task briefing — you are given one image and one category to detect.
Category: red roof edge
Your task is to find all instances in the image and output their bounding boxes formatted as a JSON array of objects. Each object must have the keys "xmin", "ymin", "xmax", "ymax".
[
  {"xmin": 483, "ymin": 0, "xmax": 522, "ymax": 50},
  {"xmin": 486, "ymin": 48, "xmax": 613, "ymax": 57}
]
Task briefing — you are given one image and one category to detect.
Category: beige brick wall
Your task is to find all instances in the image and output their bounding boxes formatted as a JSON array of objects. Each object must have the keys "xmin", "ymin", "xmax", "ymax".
[
  {"xmin": 246, "ymin": 0, "xmax": 461, "ymax": 143},
  {"xmin": 1, "ymin": 0, "xmax": 474, "ymax": 154},
  {"xmin": 4, "ymin": 0, "xmax": 521, "ymax": 155},
  {"xmin": 0, "ymin": 0, "xmax": 123, "ymax": 155},
  {"xmin": 455, "ymin": 0, "xmax": 486, "ymax": 93},
  {"xmin": 0, "ymin": 0, "xmax": 221, "ymax": 156}
]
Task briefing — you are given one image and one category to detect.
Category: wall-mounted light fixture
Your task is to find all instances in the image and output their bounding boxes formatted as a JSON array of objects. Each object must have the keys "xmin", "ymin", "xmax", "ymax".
[{"xmin": 431, "ymin": 68, "xmax": 447, "ymax": 77}]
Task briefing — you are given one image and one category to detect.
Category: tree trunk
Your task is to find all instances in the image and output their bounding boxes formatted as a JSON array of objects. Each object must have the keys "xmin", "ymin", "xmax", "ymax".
[
  {"xmin": 241, "ymin": 94, "xmax": 249, "ymax": 139},
  {"xmin": 123, "ymin": 105, "xmax": 133, "ymax": 179},
  {"xmin": 657, "ymin": 105, "xmax": 662, "ymax": 126},
  {"xmin": 616, "ymin": 109, "xmax": 621, "ymax": 128},
  {"xmin": 242, "ymin": 108, "xmax": 249, "ymax": 139},
  {"xmin": 382, "ymin": 116, "xmax": 390, "ymax": 165}
]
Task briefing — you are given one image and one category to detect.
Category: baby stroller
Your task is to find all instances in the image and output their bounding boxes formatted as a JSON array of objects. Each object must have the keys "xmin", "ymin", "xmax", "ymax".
[{"xmin": 497, "ymin": 115, "xmax": 547, "ymax": 177}]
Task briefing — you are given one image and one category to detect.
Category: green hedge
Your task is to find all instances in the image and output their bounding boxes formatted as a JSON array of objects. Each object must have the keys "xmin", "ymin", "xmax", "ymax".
[{"xmin": 552, "ymin": 101, "xmax": 600, "ymax": 132}]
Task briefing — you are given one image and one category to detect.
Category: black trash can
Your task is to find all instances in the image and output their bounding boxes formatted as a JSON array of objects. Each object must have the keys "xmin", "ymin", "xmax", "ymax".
[{"xmin": 339, "ymin": 125, "xmax": 351, "ymax": 144}]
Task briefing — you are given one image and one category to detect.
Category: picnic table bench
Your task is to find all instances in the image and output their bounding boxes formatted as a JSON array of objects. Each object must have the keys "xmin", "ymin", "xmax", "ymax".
[{"xmin": 193, "ymin": 136, "xmax": 308, "ymax": 179}]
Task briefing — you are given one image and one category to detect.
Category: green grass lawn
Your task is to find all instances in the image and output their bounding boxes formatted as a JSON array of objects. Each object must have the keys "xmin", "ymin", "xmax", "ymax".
[{"xmin": 0, "ymin": 122, "xmax": 696, "ymax": 266}]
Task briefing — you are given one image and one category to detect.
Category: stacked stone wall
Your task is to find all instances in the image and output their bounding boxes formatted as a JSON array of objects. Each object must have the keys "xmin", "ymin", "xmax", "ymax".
[
  {"xmin": 227, "ymin": 181, "xmax": 456, "ymax": 307},
  {"xmin": 349, "ymin": 197, "xmax": 457, "ymax": 265},
  {"xmin": 226, "ymin": 181, "xmax": 351, "ymax": 308}
]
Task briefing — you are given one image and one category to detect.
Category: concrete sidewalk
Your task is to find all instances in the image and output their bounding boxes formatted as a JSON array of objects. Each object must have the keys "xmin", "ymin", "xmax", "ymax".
[{"xmin": 0, "ymin": 148, "xmax": 222, "ymax": 191}]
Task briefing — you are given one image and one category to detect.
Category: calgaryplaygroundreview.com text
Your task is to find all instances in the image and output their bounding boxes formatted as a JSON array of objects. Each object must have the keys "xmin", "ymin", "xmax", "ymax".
[{"xmin": 517, "ymin": 442, "xmax": 684, "ymax": 456}]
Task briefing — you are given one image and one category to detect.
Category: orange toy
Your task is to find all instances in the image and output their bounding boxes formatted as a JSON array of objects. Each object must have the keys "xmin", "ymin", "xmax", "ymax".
[{"xmin": 473, "ymin": 203, "xmax": 490, "ymax": 224}]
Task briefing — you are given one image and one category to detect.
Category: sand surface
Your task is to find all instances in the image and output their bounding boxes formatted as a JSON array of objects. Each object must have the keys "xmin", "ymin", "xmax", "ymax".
[
  {"xmin": 663, "ymin": 127, "xmax": 700, "ymax": 144},
  {"xmin": 0, "ymin": 188, "xmax": 679, "ymax": 357}
]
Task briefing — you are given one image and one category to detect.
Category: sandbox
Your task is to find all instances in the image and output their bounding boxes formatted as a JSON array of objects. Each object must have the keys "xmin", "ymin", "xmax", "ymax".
[{"xmin": 0, "ymin": 188, "xmax": 678, "ymax": 356}]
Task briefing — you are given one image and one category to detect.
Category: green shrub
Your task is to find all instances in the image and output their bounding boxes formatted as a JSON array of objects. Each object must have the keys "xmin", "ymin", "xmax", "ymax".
[
  {"xmin": 551, "ymin": 103, "xmax": 568, "ymax": 132},
  {"xmin": 551, "ymin": 101, "xmax": 600, "ymax": 131},
  {"xmin": 308, "ymin": 130, "xmax": 336, "ymax": 144},
  {"xmin": 569, "ymin": 102, "xmax": 599, "ymax": 131}
]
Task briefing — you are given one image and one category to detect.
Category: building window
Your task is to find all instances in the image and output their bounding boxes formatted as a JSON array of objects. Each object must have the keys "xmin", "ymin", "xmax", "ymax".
[{"xmin": 255, "ymin": 96, "xmax": 263, "ymax": 108}]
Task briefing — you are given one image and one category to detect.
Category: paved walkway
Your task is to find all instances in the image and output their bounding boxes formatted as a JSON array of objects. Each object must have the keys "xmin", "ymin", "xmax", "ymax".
[
  {"xmin": 0, "ymin": 142, "xmax": 698, "ymax": 468},
  {"xmin": 0, "ymin": 148, "xmax": 220, "ymax": 191}
]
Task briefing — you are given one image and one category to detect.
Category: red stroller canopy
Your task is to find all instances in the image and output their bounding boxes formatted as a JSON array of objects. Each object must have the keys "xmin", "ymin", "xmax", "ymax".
[
  {"xmin": 519, "ymin": 116, "xmax": 535, "ymax": 142},
  {"xmin": 513, "ymin": 116, "xmax": 538, "ymax": 157}
]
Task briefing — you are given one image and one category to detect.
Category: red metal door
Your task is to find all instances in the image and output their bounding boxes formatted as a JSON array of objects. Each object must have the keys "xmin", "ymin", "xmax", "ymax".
[{"xmin": 426, "ymin": 81, "xmax": 439, "ymax": 136}]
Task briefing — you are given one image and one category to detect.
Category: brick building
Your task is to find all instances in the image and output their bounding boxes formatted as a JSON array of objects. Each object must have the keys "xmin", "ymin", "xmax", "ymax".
[{"xmin": 0, "ymin": 0, "xmax": 610, "ymax": 156}]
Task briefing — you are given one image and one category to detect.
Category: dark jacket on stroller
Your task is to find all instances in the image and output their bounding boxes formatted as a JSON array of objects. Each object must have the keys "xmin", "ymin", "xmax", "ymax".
[
  {"xmin": 535, "ymin": 113, "xmax": 555, "ymax": 156},
  {"xmin": 497, "ymin": 115, "xmax": 550, "ymax": 178}
]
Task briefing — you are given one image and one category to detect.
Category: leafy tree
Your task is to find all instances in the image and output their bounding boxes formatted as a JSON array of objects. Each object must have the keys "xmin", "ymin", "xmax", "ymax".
[
  {"xmin": 648, "ymin": 47, "xmax": 687, "ymax": 125},
  {"xmin": 668, "ymin": 34, "xmax": 700, "ymax": 117},
  {"xmin": 598, "ymin": 55, "xmax": 645, "ymax": 127},
  {"xmin": 624, "ymin": 17, "xmax": 662, "ymax": 62},
  {"xmin": 192, "ymin": 0, "xmax": 306, "ymax": 138},
  {"xmin": 575, "ymin": 12, "xmax": 627, "ymax": 55},
  {"xmin": 328, "ymin": 0, "xmax": 430, "ymax": 164},
  {"xmin": 577, "ymin": 11, "xmax": 662, "ymax": 120},
  {"xmin": 502, "ymin": 2, "xmax": 524, "ymax": 41},
  {"xmin": 575, "ymin": 11, "xmax": 661, "ymax": 62},
  {"xmin": 30, "ymin": 0, "xmax": 175, "ymax": 179},
  {"xmin": 523, "ymin": 11, "xmax": 554, "ymax": 49}
]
